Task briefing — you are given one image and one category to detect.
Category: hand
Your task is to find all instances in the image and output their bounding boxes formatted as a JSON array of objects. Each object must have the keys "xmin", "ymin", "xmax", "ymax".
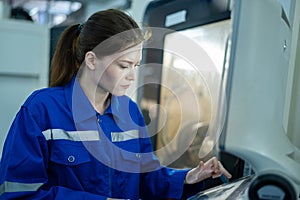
[{"xmin": 185, "ymin": 156, "xmax": 232, "ymax": 184}]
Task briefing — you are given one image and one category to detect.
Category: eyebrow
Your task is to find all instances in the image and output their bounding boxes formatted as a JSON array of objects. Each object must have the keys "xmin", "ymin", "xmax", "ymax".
[{"xmin": 118, "ymin": 60, "xmax": 141, "ymax": 65}]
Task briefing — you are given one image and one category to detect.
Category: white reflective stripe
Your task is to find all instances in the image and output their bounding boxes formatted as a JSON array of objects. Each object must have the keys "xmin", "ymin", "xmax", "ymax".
[
  {"xmin": 0, "ymin": 181, "xmax": 43, "ymax": 194},
  {"xmin": 111, "ymin": 130, "xmax": 139, "ymax": 142},
  {"xmin": 42, "ymin": 129, "xmax": 100, "ymax": 141}
]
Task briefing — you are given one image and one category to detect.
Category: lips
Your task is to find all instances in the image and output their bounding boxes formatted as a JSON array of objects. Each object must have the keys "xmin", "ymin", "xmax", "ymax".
[{"xmin": 121, "ymin": 84, "xmax": 130, "ymax": 89}]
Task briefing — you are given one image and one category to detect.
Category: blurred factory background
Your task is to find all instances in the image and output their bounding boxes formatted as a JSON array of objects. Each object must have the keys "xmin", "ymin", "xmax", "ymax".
[{"xmin": 1, "ymin": 0, "xmax": 151, "ymax": 27}]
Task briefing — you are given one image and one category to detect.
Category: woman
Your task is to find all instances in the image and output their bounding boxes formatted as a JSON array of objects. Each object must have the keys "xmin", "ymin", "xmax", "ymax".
[{"xmin": 0, "ymin": 9, "xmax": 231, "ymax": 200}]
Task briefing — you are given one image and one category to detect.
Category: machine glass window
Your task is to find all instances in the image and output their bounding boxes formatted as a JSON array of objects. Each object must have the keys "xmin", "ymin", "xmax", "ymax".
[{"xmin": 156, "ymin": 19, "xmax": 231, "ymax": 168}]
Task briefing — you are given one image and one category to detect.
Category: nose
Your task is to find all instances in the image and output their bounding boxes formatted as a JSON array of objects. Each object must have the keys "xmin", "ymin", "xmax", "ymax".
[{"xmin": 126, "ymin": 68, "xmax": 136, "ymax": 81}]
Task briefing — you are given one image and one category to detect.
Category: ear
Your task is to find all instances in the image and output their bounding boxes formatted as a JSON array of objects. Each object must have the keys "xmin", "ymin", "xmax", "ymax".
[{"xmin": 85, "ymin": 51, "xmax": 97, "ymax": 70}]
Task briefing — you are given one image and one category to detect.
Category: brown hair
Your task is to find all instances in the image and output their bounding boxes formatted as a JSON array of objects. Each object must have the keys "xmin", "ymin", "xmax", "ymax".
[{"xmin": 50, "ymin": 9, "xmax": 144, "ymax": 87}]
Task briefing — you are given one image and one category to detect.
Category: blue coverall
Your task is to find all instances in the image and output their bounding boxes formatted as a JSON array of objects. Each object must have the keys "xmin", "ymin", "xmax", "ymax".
[{"xmin": 0, "ymin": 77, "xmax": 204, "ymax": 200}]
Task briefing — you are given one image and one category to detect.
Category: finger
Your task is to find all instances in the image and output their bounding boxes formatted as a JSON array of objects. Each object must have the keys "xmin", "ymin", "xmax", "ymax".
[
  {"xmin": 199, "ymin": 160, "xmax": 204, "ymax": 167},
  {"xmin": 211, "ymin": 157, "xmax": 219, "ymax": 172},
  {"xmin": 212, "ymin": 172, "xmax": 222, "ymax": 179},
  {"xmin": 218, "ymin": 161, "xmax": 232, "ymax": 178},
  {"xmin": 199, "ymin": 161, "xmax": 204, "ymax": 169}
]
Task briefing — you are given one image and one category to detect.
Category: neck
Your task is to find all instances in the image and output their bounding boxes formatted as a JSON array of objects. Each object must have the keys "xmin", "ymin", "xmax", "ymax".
[{"xmin": 78, "ymin": 76, "xmax": 110, "ymax": 115}]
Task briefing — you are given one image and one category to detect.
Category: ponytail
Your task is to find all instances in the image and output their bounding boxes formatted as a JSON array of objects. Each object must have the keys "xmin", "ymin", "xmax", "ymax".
[{"xmin": 50, "ymin": 24, "xmax": 81, "ymax": 87}]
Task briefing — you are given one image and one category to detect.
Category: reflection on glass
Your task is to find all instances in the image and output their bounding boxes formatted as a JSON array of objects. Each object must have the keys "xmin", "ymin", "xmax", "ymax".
[{"xmin": 156, "ymin": 20, "xmax": 231, "ymax": 168}]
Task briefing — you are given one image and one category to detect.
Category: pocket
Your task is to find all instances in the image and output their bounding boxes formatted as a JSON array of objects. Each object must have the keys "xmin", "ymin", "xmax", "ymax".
[
  {"xmin": 109, "ymin": 143, "xmax": 141, "ymax": 173},
  {"xmin": 50, "ymin": 141, "xmax": 91, "ymax": 166},
  {"xmin": 120, "ymin": 149, "xmax": 141, "ymax": 163}
]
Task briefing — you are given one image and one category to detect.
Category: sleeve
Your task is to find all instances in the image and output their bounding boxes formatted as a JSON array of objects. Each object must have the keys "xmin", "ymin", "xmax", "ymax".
[
  {"xmin": 0, "ymin": 106, "xmax": 107, "ymax": 200},
  {"xmin": 136, "ymin": 106, "xmax": 204, "ymax": 200}
]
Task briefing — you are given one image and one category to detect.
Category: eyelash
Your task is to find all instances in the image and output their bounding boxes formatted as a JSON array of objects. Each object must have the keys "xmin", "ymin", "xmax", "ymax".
[
  {"xmin": 119, "ymin": 64, "xmax": 140, "ymax": 69},
  {"xmin": 120, "ymin": 65, "xmax": 129, "ymax": 69}
]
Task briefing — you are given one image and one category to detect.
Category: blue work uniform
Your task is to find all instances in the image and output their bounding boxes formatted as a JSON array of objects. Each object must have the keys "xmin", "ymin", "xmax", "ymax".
[{"xmin": 0, "ymin": 77, "xmax": 204, "ymax": 200}]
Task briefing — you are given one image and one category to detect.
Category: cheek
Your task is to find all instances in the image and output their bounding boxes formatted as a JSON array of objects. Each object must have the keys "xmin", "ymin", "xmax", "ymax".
[{"xmin": 99, "ymin": 68, "xmax": 123, "ymax": 89}]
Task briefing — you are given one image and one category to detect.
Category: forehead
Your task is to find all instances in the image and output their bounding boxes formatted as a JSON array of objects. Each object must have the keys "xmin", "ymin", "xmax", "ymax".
[{"xmin": 113, "ymin": 43, "xmax": 143, "ymax": 61}]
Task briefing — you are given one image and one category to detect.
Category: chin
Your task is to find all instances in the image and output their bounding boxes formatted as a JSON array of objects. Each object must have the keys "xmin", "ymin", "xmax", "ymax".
[{"xmin": 111, "ymin": 90, "xmax": 127, "ymax": 96}]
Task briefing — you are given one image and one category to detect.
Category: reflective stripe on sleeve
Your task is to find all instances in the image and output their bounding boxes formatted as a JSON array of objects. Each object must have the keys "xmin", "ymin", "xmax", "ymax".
[
  {"xmin": 0, "ymin": 181, "xmax": 43, "ymax": 194},
  {"xmin": 42, "ymin": 129, "xmax": 100, "ymax": 141}
]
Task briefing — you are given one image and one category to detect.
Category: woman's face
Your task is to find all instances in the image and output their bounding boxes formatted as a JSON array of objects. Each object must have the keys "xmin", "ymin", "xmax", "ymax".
[{"xmin": 94, "ymin": 43, "xmax": 142, "ymax": 96}]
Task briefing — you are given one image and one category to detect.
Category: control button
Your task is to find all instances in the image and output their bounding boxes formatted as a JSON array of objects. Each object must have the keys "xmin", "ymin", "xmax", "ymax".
[{"xmin": 67, "ymin": 155, "xmax": 75, "ymax": 163}]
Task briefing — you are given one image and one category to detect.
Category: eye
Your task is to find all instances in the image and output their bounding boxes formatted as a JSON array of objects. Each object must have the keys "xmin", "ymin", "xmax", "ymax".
[
  {"xmin": 134, "ymin": 64, "xmax": 140, "ymax": 68},
  {"xmin": 118, "ymin": 61, "xmax": 140, "ymax": 69},
  {"xmin": 119, "ymin": 64, "xmax": 130, "ymax": 69}
]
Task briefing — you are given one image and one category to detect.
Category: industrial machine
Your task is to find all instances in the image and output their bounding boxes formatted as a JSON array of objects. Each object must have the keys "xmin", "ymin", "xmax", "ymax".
[{"xmin": 140, "ymin": 0, "xmax": 300, "ymax": 198}]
